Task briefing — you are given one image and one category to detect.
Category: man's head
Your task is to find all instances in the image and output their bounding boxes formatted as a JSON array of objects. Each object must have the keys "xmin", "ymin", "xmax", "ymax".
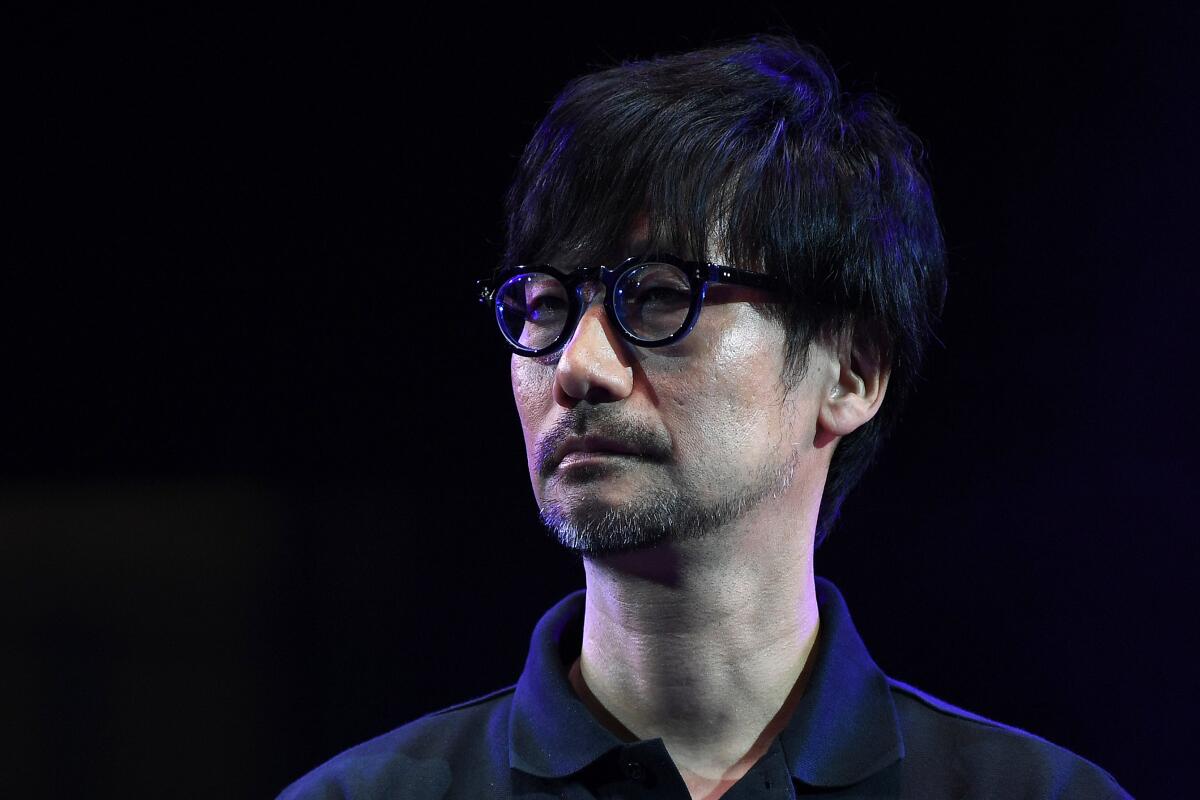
[{"xmin": 499, "ymin": 36, "xmax": 946, "ymax": 550}]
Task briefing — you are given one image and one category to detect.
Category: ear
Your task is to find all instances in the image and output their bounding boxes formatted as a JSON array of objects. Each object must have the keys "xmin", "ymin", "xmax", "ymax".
[{"xmin": 817, "ymin": 327, "xmax": 891, "ymax": 441}]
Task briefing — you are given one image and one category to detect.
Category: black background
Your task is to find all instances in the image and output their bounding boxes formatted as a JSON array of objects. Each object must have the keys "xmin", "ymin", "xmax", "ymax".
[{"xmin": 7, "ymin": 5, "xmax": 1196, "ymax": 798}]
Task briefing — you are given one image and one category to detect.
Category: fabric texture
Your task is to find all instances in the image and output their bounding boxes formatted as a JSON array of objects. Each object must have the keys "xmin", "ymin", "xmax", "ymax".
[{"xmin": 278, "ymin": 578, "xmax": 1130, "ymax": 799}]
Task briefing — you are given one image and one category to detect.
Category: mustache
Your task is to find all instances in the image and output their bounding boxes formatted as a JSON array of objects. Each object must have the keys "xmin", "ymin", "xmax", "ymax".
[{"xmin": 534, "ymin": 407, "xmax": 673, "ymax": 477}]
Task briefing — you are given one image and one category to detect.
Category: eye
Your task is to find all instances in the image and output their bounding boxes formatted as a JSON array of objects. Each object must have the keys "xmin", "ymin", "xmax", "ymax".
[
  {"xmin": 495, "ymin": 272, "xmax": 570, "ymax": 351},
  {"xmin": 623, "ymin": 267, "xmax": 690, "ymax": 313},
  {"xmin": 615, "ymin": 262, "xmax": 694, "ymax": 341},
  {"xmin": 526, "ymin": 288, "xmax": 568, "ymax": 323},
  {"xmin": 635, "ymin": 284, "xmax": 691, "ymax": 311}
]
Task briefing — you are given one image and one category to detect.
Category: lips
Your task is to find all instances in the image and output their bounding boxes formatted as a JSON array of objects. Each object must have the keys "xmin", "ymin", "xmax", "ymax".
[
  {"xmin": 549, "ymin": 435, "xmax": 643, "ymax": 472},
  {"xmin": 534, "ymin": 411, "xmax": 673, "ymax": 478}
]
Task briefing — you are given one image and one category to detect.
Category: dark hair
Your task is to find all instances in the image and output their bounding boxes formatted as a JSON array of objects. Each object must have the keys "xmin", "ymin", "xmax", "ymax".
[{"xmin": 503, "ymin": 36, "xmax": 947, "ymax": 545}]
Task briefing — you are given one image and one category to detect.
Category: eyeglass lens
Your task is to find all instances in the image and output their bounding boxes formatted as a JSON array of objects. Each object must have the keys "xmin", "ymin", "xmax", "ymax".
[
  {"xmin": 495, "ymin": 261, "xmax": 694, "ymax": 351},
  {"xmin": 497, "ymin": 273, "xmax": 569, "ymax": 351}
]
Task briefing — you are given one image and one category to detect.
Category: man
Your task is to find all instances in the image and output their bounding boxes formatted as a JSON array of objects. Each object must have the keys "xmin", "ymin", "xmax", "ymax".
[{"xmin": 280, "ymin": 36, "xmax": 1129, "ymax": 799}]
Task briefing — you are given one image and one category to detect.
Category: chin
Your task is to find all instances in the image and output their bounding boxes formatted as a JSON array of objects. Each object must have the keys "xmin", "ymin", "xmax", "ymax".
[{"xmin": 538, "ymin": 488, "xmax": 689, "ymax": 555}]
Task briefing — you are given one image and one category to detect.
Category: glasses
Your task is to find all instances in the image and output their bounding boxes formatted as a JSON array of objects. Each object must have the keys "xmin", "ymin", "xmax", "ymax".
[{"xmin": 477, "ymin": 253, "xmax": 784, "ymax": 357}]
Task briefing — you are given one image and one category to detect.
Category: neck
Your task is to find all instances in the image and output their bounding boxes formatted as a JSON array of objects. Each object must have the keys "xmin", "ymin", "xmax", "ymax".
[{"xmin": 574, "ymin": 510, "xmax": 819, "ymax": 799}]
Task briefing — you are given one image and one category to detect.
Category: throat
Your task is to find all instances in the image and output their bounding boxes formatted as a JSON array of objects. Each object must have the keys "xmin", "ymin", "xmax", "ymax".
[
  {"xmin": 570, "ymin": 558, "xmax": 820, "ymax": 793},
  {"xmin": 567, "ymin": 645, "xmax": 815, "ymax": 799}
]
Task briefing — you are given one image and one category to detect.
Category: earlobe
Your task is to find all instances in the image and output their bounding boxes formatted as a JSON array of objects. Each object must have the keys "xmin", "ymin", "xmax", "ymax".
[{"xmin": 818, "ymin": 333, "xmax": 890, "ymax": 439}]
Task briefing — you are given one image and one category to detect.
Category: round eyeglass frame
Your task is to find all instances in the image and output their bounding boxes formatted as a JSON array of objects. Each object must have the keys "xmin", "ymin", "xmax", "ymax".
[{"xmin": 476, "ymin": 253, "xmax": 785, "ymax": 357}]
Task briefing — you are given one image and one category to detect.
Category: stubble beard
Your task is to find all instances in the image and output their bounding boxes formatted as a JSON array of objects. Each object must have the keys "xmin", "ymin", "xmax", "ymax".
[{"xmin": 538, "ymin": 453, "xmax": 799, "ymax": 556}]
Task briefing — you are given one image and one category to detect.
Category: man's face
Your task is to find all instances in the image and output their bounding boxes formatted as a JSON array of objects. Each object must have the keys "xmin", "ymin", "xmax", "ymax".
[{"xmin": 509, "ymin": 242, "xmax": 834, "ymax": 555}]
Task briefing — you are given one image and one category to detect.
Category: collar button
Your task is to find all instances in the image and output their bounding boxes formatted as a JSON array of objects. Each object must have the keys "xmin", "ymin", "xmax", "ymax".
[{"xmin": 621, "ymin": 758, "xmax": 647, "ymax": 783}]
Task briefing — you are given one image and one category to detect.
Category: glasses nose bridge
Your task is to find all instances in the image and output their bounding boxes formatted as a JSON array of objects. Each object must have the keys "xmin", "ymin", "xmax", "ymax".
[
  {"xmin": 567, "ymin": 264, "xmax": 616, "ymax": 305},
  {"xmin": 560, "ymin": 265, "xmax": 623, "ymax": 348},
  {"xmin": 574, "ymin": 280, "xmax": 605, "ymax": 307},
  {"xmin": 566, "ymin": 265, "xmax": 620, "ymax": 328}
]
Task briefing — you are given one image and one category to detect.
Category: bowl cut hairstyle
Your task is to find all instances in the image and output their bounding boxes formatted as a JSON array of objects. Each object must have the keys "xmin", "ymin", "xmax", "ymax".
[{"xmin": 503, "ymin": 35, "xmax": 948, "ymax": 544}]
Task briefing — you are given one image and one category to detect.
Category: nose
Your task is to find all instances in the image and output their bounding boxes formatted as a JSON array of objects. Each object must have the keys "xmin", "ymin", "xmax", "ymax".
[{"xmin": 554, "ymin": 290, "xmax": 634, "ymax": 405}]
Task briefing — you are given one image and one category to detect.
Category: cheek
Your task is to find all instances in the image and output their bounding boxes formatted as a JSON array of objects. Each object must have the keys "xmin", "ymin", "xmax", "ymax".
[
  {"xmin": 667, "ymin": 310, "xmax": 791, "ymax": 455},
  {"xmin": 510, "ymin": 358, "xmax": 553, "ymax": 440},
  {"xmin": 709, "ymin": 311, "xmax": 789, "ymax": 410}
]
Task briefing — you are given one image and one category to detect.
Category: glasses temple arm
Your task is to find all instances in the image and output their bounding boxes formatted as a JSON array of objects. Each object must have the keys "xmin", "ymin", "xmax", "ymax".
[{"xmin": 707, "ymin": 264, "xmax": 785, "ymax": 291}]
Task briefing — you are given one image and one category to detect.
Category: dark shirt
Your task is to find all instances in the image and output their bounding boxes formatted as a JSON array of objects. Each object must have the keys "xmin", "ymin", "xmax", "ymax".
[{"xmin": 279, "ymin": 578, "xmax": 1129, "ymax": 799}]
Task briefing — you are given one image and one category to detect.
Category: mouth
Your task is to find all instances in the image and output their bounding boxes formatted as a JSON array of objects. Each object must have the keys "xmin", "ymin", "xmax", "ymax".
[{"xmin": 548, "ymin": 435, "xmax": 646, "ymax": 473}]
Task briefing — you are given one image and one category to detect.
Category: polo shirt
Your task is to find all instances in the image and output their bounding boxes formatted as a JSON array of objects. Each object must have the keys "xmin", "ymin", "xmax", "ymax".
[{"xmin": 278, "ymin": 578, "xmax": 1130, "ymax": 798}]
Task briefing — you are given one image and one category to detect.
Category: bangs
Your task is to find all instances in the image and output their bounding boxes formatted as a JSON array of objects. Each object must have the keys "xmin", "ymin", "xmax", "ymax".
[
  {"xmin": 507, "ymin": 133, "xmax": 744, "ymax": 271},
  {"xmin": 505, "ymin": 63, "xmax": 786, "ymax": 275}
]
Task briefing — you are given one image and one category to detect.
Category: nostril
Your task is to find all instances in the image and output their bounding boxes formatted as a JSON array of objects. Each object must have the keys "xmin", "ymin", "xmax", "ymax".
[{"xmin": 582, "ymin": 384, "xmax": 622, "ymax": 404}]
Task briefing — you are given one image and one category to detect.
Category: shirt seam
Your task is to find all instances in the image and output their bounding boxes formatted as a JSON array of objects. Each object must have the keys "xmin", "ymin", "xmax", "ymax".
[{"xmin": 425, "ymin": 683, "xmax": 518, "ymax": 717}]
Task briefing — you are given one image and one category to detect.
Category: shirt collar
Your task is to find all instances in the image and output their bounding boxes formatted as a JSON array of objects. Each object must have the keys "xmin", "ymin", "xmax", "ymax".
[
  {"xmin": 509, "ymin": 588, "xmax": 621, "ymax": 777},
  {"xmin": 508, "ymin": 577, "xmax": 904, "ymax": 788},
  {"xmin": 777, "ymin": 577, "xmax": 905, "ymax": 786}
]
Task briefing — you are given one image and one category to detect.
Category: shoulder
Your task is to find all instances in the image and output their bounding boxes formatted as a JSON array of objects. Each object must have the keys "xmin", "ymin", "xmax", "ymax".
[
  {"xmin": 275, "ymin": 685, "xmax": 516, "ymax": 800},
  {"xmin": 887, "ymin": 678, "xmax": 1131, "ymax": 799}
]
